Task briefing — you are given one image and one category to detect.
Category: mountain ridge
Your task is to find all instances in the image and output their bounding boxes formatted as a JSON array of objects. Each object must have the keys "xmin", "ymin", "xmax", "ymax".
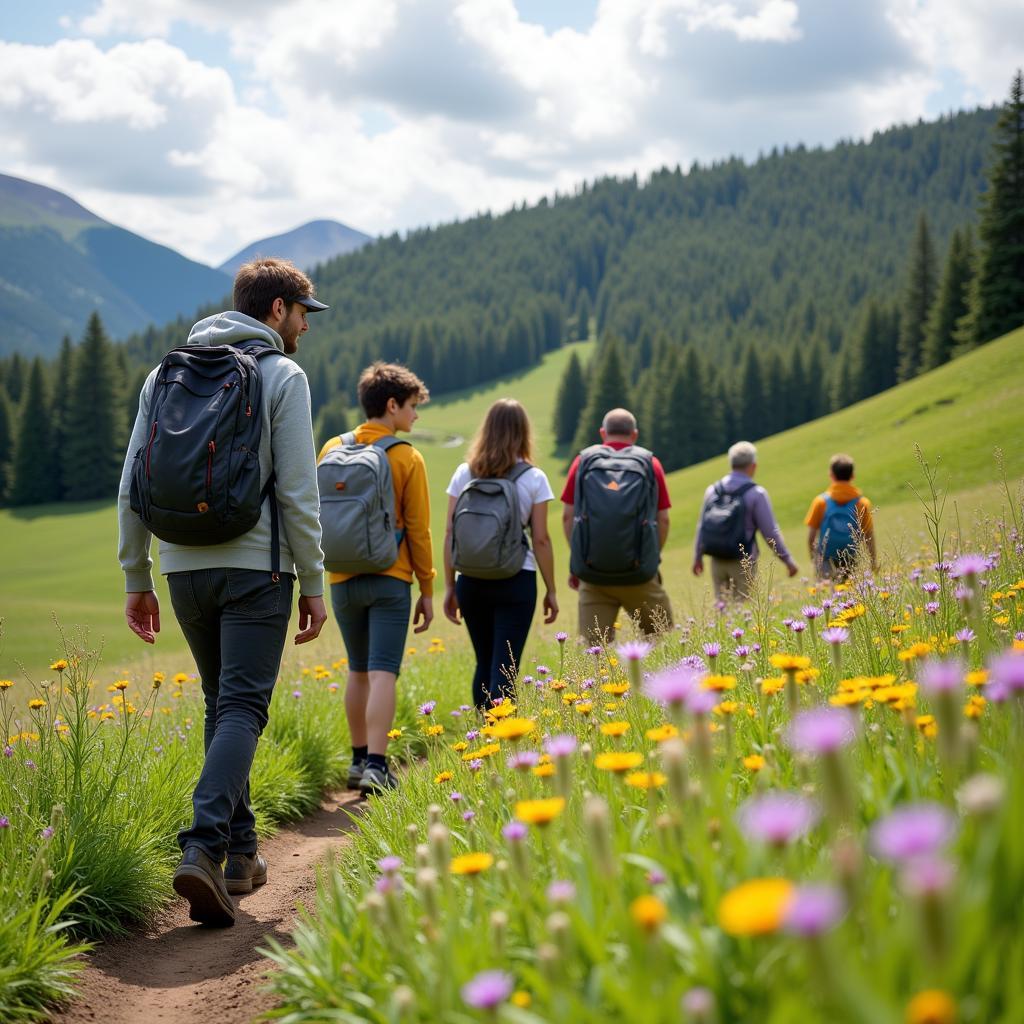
[{"xmin": 218, "ymin": 218, "xmax": 373, "ymax": 275}]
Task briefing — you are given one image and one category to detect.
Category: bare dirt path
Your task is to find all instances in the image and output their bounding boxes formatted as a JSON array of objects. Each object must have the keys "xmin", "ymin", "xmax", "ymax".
[{"xmin": 52, "ymin": 792, "xmax": 364, "ymax": 1024}]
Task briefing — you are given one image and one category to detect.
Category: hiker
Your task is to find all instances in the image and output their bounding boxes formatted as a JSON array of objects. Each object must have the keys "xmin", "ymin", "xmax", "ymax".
[
  {"xmin": 443, "ymin": 399, "xmax": 558, "ymax": 709},
  {"xmin": 118, "ymin": 257, "xmax": 328, "ymax": 927},
  {"xmin": 692, "ymin": 440, "xmax": 798, "ymax": 600},
  {"xmin": 805, "ymin": 452, "xmax": 877, "ymax": 579},
  {"xmin": 562, "ymin": 408, "xmax": 672, "ymax": 641},
  {"xmin": 317, "ymin": 362, "xmax": 434, "ymax": 795}
]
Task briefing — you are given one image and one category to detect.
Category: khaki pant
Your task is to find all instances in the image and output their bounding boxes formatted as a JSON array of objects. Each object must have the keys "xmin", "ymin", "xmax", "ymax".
[
  {"xmin": 577, "ymin": 575, "xmax": 673, "ymax": 642},
  {"xmin": 710, "ymin": 557, "xmax": 758, "ymax": 602}
]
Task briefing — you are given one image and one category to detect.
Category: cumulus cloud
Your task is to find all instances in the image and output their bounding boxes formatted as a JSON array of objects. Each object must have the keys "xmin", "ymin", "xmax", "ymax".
[{"xmin": 1, "ymin": 0, "xmax": 1021, "ymax": 264}]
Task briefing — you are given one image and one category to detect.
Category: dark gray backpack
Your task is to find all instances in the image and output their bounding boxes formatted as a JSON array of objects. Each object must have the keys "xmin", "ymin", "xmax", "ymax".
[
  {"xmin": 129, "ymin": 340, "xmax": 281, "ymax": 569},
  {"xmin": 699, "ymin": 480, "xmax": 756, "ymax": 559},
  {"xmin": 451, "ymin": 462, "xmax": 531, "ymax": 579},
  {"xmin": 317, "ymin": 433, "xmax": 408, "ymax": 574},
  {"xmin": 569, "ymin": 444, "xmax": 659, "ymax": 586}
]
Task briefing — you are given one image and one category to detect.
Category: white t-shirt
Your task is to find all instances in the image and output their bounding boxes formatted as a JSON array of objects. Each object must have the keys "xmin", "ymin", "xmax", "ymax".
[{"xmin": 446, "ymin": 460, "xmax": 554, "ymax": 573}]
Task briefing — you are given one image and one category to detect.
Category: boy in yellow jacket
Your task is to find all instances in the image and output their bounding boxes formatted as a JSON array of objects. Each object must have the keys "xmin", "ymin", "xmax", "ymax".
[
  {"xmin": 805, "ymin": 453, "xmax": 877, "ymax": 580},
  {"xmin": 318, "ymin": 362, "xmax": 434, "ymax": 794}
]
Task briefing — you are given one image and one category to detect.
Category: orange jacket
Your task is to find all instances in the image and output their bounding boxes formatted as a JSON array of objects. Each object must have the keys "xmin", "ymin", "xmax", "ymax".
[{"xmin": 805, "ymin": 482, "xmax": 874, "ymax": 537}]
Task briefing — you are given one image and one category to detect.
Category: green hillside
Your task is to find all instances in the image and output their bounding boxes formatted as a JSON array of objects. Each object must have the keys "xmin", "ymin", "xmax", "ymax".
[
  {"xmin": 1, "ymin": 329, "xmax": 1021, "ymax": 679},
  {"xmin": 0, "ymin": 173, "xmax": 230, "ymax": 358}
]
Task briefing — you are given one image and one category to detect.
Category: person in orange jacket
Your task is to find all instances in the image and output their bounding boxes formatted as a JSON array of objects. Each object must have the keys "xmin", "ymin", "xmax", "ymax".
[{"xmin": 805, "ymin": 453, "xmax": 877, "ymax": 579}]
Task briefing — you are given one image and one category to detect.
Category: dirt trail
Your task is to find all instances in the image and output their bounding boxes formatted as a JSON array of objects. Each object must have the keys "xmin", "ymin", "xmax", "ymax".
[{"xmin": 52, "ymin": 792, "xmax": 363, "ymax": 1024}]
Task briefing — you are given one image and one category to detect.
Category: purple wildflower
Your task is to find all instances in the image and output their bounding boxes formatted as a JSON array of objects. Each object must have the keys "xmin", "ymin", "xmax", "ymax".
[
  {"xmin": 703, "ymin": 642, "xmax": 721, "ymax": 659},
  {"xmin": 921, "ymin": 581, "xmax": 940, "ymax": 594},
  {"xmin": 820, "ymin": 626, "xmax": 849, "ymax": 645},
  {"xmin": 555, "ymin": 631, "xmax": 569, "ymax": 644},
  {"xmin": 681, "ymin": 987, "xmax": 715, "ymax": 1019},
  {"xmin": 802, "ymin": 605, "xmax": 823, "ymax": 620},
  {"xmin": 291, "ymin": 689, "xmax": 302, "ymax": 699},
  {"xmin": 646, "ymin": 867, "xmax": 667, "ymax": 885},
  {"xmin": 783, "ymin": 884, "xmax": 845, "ymax": 937},
  {"xmin": 681, "ymin": 654, "xmax": 707, "ymax": 671},
  {"xmin": 375, "ymin": 874, "xmax": 402, "ymax": 895},
  {"xmin": 507, "ymin": 750, "xmax": 540, "ymax": 771},
  {"xmin": 954, "ymin": 584, "xmax": 973, "ymax": 602},
  {"xmin": 580, "ymin": 677, "xmax": 595, "ymax": 690},
  {"xmin": 449, "ymin": 791, "xmax": 463, "ymax": 803},
  {"xmin": 2, "ymin": 746, "xmax": 12, "ymax": 758},
  {"xmin": 644, "ymin": 663, "xmax": 701, "ymax": 706},
  {"xmin": 685, "ymin": 687, "xmax": 718, "ymax": 715},
  {"xmin": 40, "ymin": 826, "xmax": 53, "ymax": 840},
  {"xmin": 24, "ymin": 760, "xmax": 36, "ymax": 770},
  {"xmin": 377, "ymin": 855, "xmax": 403, "ymax": 874},
  {"xmin": 466, "ymin": 729, "xmax": 480, "ymax": 742},
  {"xmin": 0, "ymin": 816, "xmax": 9, "ymax": 828},
  {"xmin": 461, "ymin": 970, "xmax": 514, "ymax": 1011},
  {"xmin": 790, "ymin": 621, "xmax": 807, "ymax": 634},
  {"xmin": 731, "ymin": 628, "xmax": 745, "ymax": 640},
  {"xmin": 988, "ymin": 651, "xmax": 1024, "ymax": 695},
  {"xmin": 419, "ymin": 700, "xmax": 437, "ymax": 716},
  {"xmin": 450, "ymin": 710, "xmax": 462, "ymax": 718},
  {"xmin": 617, "ymin": 640, "xmax": 653, "ymax": 661},
  {"xmin": 787, "ymin": 707, "xmax": 856, "ymax": 755},
  {"xmin": 951, "ymin": 553, "xmax": 989, "ymax": 579},
  {"xmin": 586, "ymin": 645, "xmax": 602, "ymax": 657},
  {"xmin": 467, "ymin": 759, "xmax": 483, "ymax": 772},
  {"xmin": 545, "ymin": 734, "xmax": 577, "ymax": 758},
  {"xmin": 547, "ymin": 879, "xmax": 576, "ymax": 904},
  {"xmin": 734, "ymin": 644, "xmax": 751, "ymax": 659},
  {"xmin": 502, "ymin": 821, "xmax": 528, "ymax": 842},
  {"xmin": 462, "ymin": 810, "xmax": 475, "ymax": 823},
  {"xmin": 870, "ymin": 802, "xmax": 957, "ymax": 863},
  {"xmin": 925, "ymin": 602, "xmax": 940, "ymax": 615},
  {"xmin": 536, "ymin": 665, "xmax": 551, "ymax": 677},
  {"xmin": 918, "ymin": 658, "xmax": 964, "ymax": 695},
  {"xmin": 737, "ymin": 792, "xmax": 820, "ymax": 846}
]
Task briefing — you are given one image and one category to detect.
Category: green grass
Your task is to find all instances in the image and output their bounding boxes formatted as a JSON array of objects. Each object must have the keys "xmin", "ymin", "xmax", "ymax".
[{"xmin": 2, "ymin": 330, "xmax": 1022, "ymax": 678}]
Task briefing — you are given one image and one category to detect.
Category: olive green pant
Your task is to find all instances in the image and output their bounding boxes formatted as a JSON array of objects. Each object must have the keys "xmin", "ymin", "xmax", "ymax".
[
  {"xmin": 710, "ymin": 557, "xmax": 757, "ymax": 601},
  {"xmin": 577, "ymin": 575, "xmax": 673, "ymax": 642}
]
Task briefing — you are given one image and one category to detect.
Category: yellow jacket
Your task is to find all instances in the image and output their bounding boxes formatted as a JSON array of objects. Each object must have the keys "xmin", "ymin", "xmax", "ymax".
[{"xmin": 317, "ymin": 423, "xmax": 435, "ymax": 595}]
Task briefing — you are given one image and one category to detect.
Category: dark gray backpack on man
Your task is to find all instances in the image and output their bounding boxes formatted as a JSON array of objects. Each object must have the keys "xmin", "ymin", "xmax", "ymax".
[
  {"xmin": 129, "ymin": 340, "xmax": 280, "ymax": 566},
  {"xmin": 569, "ymin": 444, "xmax": 659, "ymax": 586},
  {"xmin": 317, "ymin": 433, "xmax": 408, "ymax": 574},
  {"xmin": 451, "ymin": 462, "xmax": 531, "ymax": 579},
  {"xmin": 699, "ymin": 480, "xmax": 756, "ymax": 559}
]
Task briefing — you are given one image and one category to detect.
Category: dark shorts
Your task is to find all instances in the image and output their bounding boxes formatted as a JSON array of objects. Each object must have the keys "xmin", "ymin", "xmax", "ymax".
[{"xmin": 330, "ymin": 575, "xmax": 412, "ymax": 675}]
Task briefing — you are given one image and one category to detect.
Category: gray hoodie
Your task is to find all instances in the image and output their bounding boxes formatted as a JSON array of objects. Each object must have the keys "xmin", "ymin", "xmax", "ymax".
[{"xmin": 117, "ymin": 311, "xmax": 325, "ymax": 597}]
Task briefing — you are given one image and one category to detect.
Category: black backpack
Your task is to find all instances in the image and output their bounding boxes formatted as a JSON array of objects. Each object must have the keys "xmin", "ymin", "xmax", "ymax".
[
  {"xmin": 699, "ymin": 480, "xmax": 756, "ymax": 559},
  {"xmin": 130, "ymin": 341, "xmax": 281, "ymax": 569},
  {"xmin": 569, "ymin": 444, "xmax": 660, "ymax": 586}
]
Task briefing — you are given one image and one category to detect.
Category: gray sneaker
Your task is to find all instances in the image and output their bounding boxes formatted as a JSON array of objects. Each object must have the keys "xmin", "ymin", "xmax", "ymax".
[
  {"xmin": 359, "ymin": 763, "xmax": 398, "ymax": 796},
  {"xmin": 346, "ymin": 758, "xmax": 366, "ymax": 790}
]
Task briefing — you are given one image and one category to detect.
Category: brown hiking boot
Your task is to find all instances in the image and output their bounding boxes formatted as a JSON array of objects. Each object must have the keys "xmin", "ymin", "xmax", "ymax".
[
  {"xmin": 224, "ymin": 851, "xmax": 268, "ymax": 895},
  {"xmin": 172, "ymin": 846, "xmax": 235, "ymax": 926}
]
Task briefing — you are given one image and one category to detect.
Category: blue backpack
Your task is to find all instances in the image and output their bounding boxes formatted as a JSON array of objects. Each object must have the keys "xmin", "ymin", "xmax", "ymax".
[{"xmin": 818, "ymin": 494, "xmax": 862, "ymax": 564}]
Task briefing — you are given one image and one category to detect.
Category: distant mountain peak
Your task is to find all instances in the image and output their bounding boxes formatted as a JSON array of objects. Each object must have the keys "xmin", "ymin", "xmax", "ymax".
[
  {"xmin": 218, "ymin": 219, "xmax": 373, "ymax": 275},
  {"xmin": 0, "ymin": 171, "xmax": 104, "ymax": 230}
]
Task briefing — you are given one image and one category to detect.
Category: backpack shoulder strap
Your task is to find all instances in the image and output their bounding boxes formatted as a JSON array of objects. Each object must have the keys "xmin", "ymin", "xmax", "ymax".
[
  {"xmin": 373, "ymin": 434, "xmax": 410, "ymax": 453},
  {"xmin": 735, "ymin": 481, "xmax": 757, "ymax": 497},
  {"xmin": 341, "ymin": 431, "xmax": 357, "ymax": 446},
  {"xmin": 507, "ymin": 461, "xmax": 532, "ymax": 483}
]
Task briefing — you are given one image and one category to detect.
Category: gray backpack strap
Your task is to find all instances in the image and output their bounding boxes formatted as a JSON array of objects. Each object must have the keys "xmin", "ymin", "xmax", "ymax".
[
  {"xmin": 341, "ymin": 431, "xmax": 356, "ymax": 446},
  {"xmin": 373, "ymin": 435, "xmax": 410, "ymax": 453},
  {"xmin": 507, "ymin": 461, "xmax": 532, "ymax": 483}
]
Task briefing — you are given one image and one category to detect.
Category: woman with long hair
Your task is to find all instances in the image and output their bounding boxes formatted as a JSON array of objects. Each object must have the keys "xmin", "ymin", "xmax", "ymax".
[{"xmin": 443, "ymin": 398, "xmax": 558, "ymax": 709}]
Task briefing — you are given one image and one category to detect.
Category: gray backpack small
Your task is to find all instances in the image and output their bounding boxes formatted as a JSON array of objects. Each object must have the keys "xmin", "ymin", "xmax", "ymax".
[
  {"xmin": 317, "ymin": 433, "xmax": 408, "ymax": 574},
  {"xmin": 451, "ymin": 462, "xmax": 531, "ymax": 580}
]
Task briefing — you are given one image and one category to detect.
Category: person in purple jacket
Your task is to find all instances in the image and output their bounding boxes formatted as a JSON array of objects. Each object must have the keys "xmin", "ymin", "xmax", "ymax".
[{"xmin": 692, "ymin": 441, "xmax": 798, "ymax": 601}]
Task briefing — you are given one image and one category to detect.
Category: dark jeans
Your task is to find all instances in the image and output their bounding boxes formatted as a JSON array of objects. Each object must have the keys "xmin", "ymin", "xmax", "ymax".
[
  {"xmin": 167, "ymin": 568, "xmax": 293, "ymax": 861},
  {"xmin": 456, "ymin": 569, "xmax": 537, "ymax": 709}
]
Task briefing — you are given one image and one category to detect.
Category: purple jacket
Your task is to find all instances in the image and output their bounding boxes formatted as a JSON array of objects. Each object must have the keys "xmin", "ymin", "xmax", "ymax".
[{"xmin": 694, "ymin": 472, "xmax": 794, "ymax": 565}]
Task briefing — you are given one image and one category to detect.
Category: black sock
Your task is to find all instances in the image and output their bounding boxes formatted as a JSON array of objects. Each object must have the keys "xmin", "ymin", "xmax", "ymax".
[
  {"xmin": 366, "ymin": 753, "xmax": 387, "ymax": 771},
  {"xmin": 352, "ymin": 745, "xmax": 368, "ymax": 763}
]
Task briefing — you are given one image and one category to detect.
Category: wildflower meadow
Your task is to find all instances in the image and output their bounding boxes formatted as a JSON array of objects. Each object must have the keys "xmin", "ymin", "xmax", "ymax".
[{"xmin": 263, "ymin": 467, "xmax": 1024, "ymax": 1024}]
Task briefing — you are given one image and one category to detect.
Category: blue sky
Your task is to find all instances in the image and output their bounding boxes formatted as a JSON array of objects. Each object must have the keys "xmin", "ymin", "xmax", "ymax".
[{"xmin": 1, "ymin": 1, "xmax": 1020, "ymax": 264}]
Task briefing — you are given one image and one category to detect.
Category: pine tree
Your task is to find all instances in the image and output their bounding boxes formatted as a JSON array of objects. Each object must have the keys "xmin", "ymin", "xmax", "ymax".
[
  {"xmin": 4, "ymin": 352, "xmax": 25, "ymax": 405},
  {"xmin": 0, "ymin": 392, "xmax": 12, "ymax": 502},
  {"xmin": 552, "ymin": 349, "xmax": 588, "ymax": 445},
  {"xmin": 737, "ymin": 345, "xmax": 765, "ymax": 440},
  {"xmin": 897, "ymin": 212, "xmax": 938, "ymax": 381},
  {"xmin": 8, "ymin": 359, "xmax": 58, "ymax": 506},
  {"xmin": 313, "ymin": 393, "xmax": 350, "ymax": 445},
  {"xmin": 49, "ymin": 336, "xmax": 75, "ymax": 498},
  {"xmin": 921, "ymin": 227, "xmax": 974, "ymax": 369},
  {"xmin": 62, "ymin": 312, "xmax": 125, "ymax": 501},
  {"xmin": 958, "ymin": 70, "xmax": 1024, "ymax": 348},
  {"xmin": 803, "ymin": 340, "xmax": 828, "ymax": 422},
  {"xmin": 571, "ymin": 337, "xmax": 631, "ymax": 452}
]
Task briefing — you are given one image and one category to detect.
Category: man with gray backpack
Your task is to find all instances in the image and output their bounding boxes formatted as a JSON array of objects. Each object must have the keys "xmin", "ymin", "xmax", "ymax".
[
  {"xmin": 692, "ymin": 440, "xmax": 798, "ymax": 601},
  {"xmin": 317, "ymin": 362, "xmax": 434, "ymax": 795},
  {"xmin": 562, "ymin": 408, "xmax": 672, "ymax": 641},
  {"xmin": 118, "ymin": 257, "xmax": 328, "ymax": 927}
]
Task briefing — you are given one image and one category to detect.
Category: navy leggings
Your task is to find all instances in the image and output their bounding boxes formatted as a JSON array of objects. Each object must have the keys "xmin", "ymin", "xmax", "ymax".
[{"xmin": 456, "ymin": 569, "xmax": 537, "ymax": 709}]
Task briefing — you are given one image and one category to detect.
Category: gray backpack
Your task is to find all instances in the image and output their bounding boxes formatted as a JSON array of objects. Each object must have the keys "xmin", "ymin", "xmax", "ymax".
[
  {"xmin": 451, "ymin": 462, "xmax": 531, "ymax": 579},
  {"xmin": 569, "ymin": 444, "xmax": 660, "ymax": 586},
  {"xmin": 317, "ymin": 433, "xmax": 408, "ymax": 574}
]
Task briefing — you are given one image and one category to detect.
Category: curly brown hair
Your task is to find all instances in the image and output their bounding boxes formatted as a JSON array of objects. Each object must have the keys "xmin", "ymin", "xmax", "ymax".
[
  {"xmin": 233, "ymin": 258, "xmax": 316, "ymax": 322},
  {"xmin": 357, "ymin": 362, "xmax": 430, "ymax": 418},
  {"xmin": 466, "ymin": 398, "xmax": 534, "ymax": 478}
]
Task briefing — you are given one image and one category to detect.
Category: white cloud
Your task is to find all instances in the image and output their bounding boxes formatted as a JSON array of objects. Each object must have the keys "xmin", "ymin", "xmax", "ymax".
[{"xmin": 1, "ymin": 1, "xmax": 1021, "ymax": 267}]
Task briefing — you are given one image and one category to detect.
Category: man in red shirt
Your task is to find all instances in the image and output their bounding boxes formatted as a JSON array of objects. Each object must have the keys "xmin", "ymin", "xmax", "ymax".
[{"xmin": 562, "ymin": 408, "xmax": 673, "ymax": 641}]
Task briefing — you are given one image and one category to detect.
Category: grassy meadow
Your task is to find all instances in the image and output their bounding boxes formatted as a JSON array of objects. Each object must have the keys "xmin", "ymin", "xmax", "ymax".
[{"xmin": 1, "ymin": 328, "xmax": 1022, "ymax": 678}]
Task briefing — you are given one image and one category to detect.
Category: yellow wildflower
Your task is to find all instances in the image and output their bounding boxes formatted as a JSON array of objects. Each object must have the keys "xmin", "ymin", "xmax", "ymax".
[
  {"xmin": 760, "ymin": 676, "xmax": 785, "ymax": 696},
  {"xmin": 795, "ymin": 668, "xmax": 820, "ymax": 685},
  {"xmin": 450, "ymin": 852, "xmax": 494, "ymax": 876},
  {"xmin": 625, "ymin": 770, "xmax": 667, "ymax": 790},
  {"xmin": 515, "ymin": 797, "xmax": 565, "ymax": 826},
  {"xmin": 50, "ymin": 660, "xmax": 68, "ymax": 672},
  {"xmin": 601, "ymin": 681, "xmax": 630, "ymax": 695},
  {"xmin": 488, "ymin": 717, "xmax": 536, "ymax": 741},
  {"xmin": 600, "ymin": 721, "xmax": 631, "ymax": 737},
  {"xmin": 451, "ymin": 740, "xmax": 469, "ymax": 752},
  {"xmin": 575, "ymin": 702, "xmax": 594, "ymax": 715},
  {"xmin": 424, "ymin": 724, "xmax": 445, "ymax": 737},
  {"xmin": 28, "ymin": 698, "xmax": 46, "ymax": 710},
  {"xmin": 630, "ymin": 894, "xmax": 668, "ymax": 932},
  {"xmin": 173, "ymin": 673, "xmax": 189, "ymax": 685},
  {"xmin": 742, "ymin": 754, "xmax": 765, "ymax": 772},
  {"xmin": 0, "ymin": 680, "xmax": 13, "ymax": 690},
  {"xmin": 964, "ymin": 695, "xmax": 986, "ymax": 719},
  {"xmin": 715, "ymin": 700, "xmax": 740, "ymax": 716},
  {"xmin": 718, "ymin": 878, "xmax": 794, "ymax": 936},
  {"xmin": 645, "ymin": 723, "xmax": 679, "ymax": 742},
  {"xmin": 905, "ymin": 989, "xmax": 956, "ymax": 1024},
  {"xmin": 532, "ymin": 763, "xmax": 555, "ymax": 778},
  {"xmin": 915, "ymin": 714, "xmax": 937, "ymax": 738},
  {"xmin": 703, "ymin": 674, "xmax": 737, "ymax": 692},
  {"xmin": 769, "ymin": 654, "xmax": 811, "ymax": 672},
  {"xmin": 965, "ymin": 670, "xmax": 988, "ymax": 687},
  {"xmin": 387, "ymin": 728, "xmax": 403, "ymax": 740},
  {"xmin": 595, "ymin": 751, "xmax": 644, "ymax": 773},
  {"xmin": 486, "ymin": 700, "xmax": 517, "ymax": 720},
  {"xmin": 434, "ymin": 771, "xmax": 454, "ymax": 784},
  {"xmin": 898, "ymin": 642, "xmax": 934, "ymax": 662},
  {"xmin": 462, "ymin": 743, "xmax": 501, "ymax": 762},
  {"xmin": 549, "ymin": 679, "xmax": 568, "ymax": 691},
  {"xmin": 511, "ymin": 992, "xmax": 531, "ymax": 1009}
]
